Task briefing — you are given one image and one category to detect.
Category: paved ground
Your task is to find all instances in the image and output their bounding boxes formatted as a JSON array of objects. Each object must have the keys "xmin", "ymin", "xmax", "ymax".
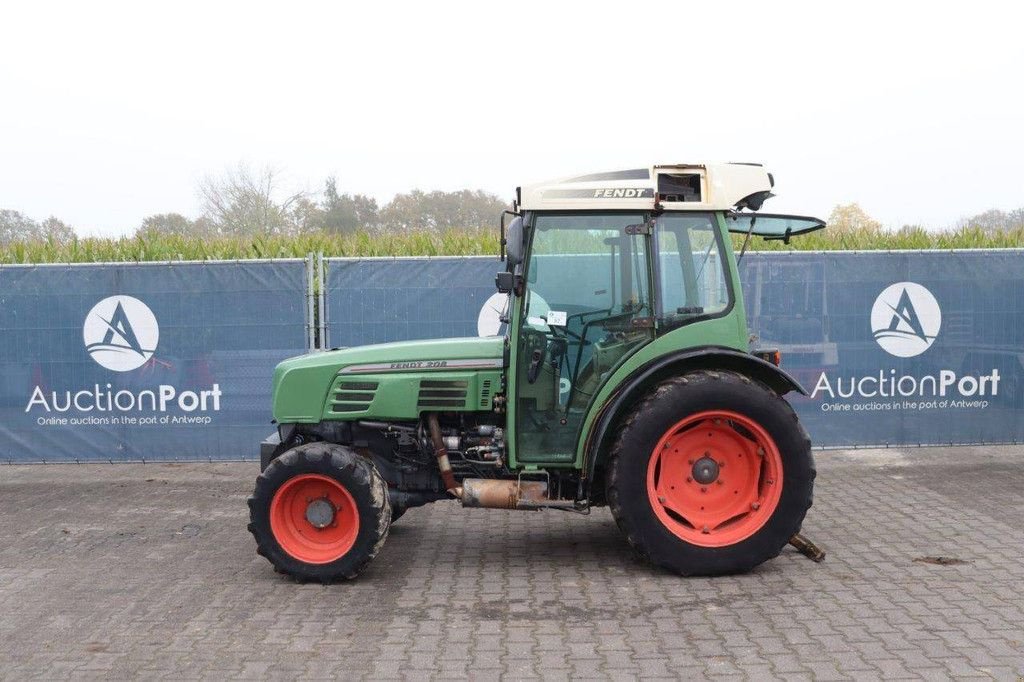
[{"xmin": 1, "ymin": 446, "xmax": 1023, "ymax": 680}]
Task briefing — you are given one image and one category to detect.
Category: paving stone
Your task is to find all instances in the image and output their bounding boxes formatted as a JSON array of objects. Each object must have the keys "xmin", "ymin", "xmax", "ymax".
[{"xmin": 0, "ymin": 446, "xmax": 1023, "ymax": 679}]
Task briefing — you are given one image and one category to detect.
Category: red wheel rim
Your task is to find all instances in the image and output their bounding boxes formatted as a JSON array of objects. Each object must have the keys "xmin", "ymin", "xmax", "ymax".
[
  {"xmin": 269, "ymin": 474, "xmax": 359, "ymax": 564},
  {"xmin": 646, "ymin": 410, "xmax": 783, "ymax": 548}
]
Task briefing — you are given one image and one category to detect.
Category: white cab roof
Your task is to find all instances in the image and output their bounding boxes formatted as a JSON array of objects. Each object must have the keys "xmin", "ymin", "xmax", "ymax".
[{"xmin": 519, "ymin": 163, "xmax": 773, "ymax": 212}]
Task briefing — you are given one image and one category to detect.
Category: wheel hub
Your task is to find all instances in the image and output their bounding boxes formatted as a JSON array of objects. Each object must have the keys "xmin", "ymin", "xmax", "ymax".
[
  {"xmin": 691, "ymin": 455, "xmax": 719, "ymax": 484},
  {"xmin": 646, "ymin": 410, "xmax": 784, "ymax": 548},
  {"xmin": 305, "ymin": 497, "xmax": 336, "ymax": 529},
  {"xmin": 269, "ymin": 473, "xmax": 360, "ymax": 564}
]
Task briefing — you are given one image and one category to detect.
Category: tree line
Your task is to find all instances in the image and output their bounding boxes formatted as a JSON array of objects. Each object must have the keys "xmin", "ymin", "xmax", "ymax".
[
  {"xmin": 140, "ymin": 166, "xmax": 509, "ymax": 239},
  {"xmin": 1, "ymin": 164, "xmax": 1022, "ymax": 245},
  {"xmin": 0, "ymin": 210, "xmax": 75, "ymax": 244}
]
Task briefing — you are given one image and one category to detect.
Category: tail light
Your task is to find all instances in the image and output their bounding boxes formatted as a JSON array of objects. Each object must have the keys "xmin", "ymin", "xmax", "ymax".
[{"xmin": 754, "ymin": 349, "xmax": 782, "ymax": 366}]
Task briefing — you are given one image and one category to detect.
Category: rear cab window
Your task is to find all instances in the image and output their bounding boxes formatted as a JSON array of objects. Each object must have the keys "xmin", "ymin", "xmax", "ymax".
[{"xmin": 654, "ymin": 213, "xmax": 730, "ymax": 329}]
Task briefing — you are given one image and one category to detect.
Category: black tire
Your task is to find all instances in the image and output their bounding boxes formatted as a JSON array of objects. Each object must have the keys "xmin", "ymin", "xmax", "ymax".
[
  {"xmin": 607, "ymin": 370, "xmax": 815, "ymax": 576},
  {"xmin": 248, "ymin": 442, "xmax": 391, "ymax": 582}
]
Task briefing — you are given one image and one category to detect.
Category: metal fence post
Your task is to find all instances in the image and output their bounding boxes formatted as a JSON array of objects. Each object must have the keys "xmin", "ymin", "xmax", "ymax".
[
  {"xmin": 305, "ymin": 253, "xmax": 316, "ymax": 351},
  {"xmin": 317, "ymin": 252, "xmax": 328, "ymax": 351}
]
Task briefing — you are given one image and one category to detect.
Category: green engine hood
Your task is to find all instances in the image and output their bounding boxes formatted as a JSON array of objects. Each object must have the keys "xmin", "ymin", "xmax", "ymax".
[{"xmin": 272, "ymin": 336, "xmax": 505, "ymax": 423}]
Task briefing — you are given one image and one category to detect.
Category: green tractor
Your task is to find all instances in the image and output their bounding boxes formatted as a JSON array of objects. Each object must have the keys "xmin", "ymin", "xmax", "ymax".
[{"xmin": 249, "ymin": 163, "xmax": 826, "ymax": 581}]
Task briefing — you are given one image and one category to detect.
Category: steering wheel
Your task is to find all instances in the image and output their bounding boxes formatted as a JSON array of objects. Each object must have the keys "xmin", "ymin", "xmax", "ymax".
[{"xmin": 546, "ymin": 321, "xmax": 583, "ymax": 347}]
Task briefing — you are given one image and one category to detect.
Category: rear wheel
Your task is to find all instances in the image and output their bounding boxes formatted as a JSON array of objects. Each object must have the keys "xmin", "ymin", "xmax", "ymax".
[
  {"xmin": 607, "ymin": 370, "xmax": 814, "ymax": 576},
  {"xmin": 248, "ymin": 443, "xmax": 391, "ymax": 582}
]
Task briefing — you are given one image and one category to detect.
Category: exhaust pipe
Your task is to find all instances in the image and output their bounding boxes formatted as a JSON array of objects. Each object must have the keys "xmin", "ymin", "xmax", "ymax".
[{"xmin": 427, "ymin": 413, "xmax": 462, "ymax": 498}]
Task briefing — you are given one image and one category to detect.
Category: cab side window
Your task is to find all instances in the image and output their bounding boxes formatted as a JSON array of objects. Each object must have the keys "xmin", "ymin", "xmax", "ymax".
[{"xmin": 656, "ymin": 214, "xmax": 730, "ymax": 324}]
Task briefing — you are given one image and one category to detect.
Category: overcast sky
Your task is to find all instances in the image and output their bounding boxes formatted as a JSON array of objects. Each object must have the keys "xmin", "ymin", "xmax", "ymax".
[{"xmin": 1, "ymin": 1, "xmax": 1022, "ymax": 236}]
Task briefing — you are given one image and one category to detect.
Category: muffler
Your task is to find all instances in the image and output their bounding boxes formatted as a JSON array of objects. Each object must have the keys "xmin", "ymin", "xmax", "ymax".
[{"xmin": 461, "ymin": 478, "xmax": 575, "ymax": 510}]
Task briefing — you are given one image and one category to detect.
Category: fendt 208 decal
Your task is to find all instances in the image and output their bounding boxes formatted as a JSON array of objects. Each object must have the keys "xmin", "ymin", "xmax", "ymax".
[{"xmin": 339, "ymin": 358, "xmax": 504, "ymax": 374}]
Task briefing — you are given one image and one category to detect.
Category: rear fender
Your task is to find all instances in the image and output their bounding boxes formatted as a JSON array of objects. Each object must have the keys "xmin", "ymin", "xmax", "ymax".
[{"xmin": 583, "ymin": 346, "xmax": 806, "ymax": 487}]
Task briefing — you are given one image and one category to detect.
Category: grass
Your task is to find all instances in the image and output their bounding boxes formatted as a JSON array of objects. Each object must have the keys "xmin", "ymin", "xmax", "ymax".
[{"xmin": 1, "ymin": 225, "xmax": 1022, "ymax": 264}]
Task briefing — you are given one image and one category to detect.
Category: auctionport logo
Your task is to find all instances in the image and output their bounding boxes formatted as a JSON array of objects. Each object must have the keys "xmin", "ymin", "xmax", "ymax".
[
  {"xmin": 870, "ymin": 282, "xmax": 940, "ymax": 358},
  {"xmin": 27, "ymin": 295, "xmax": 221, "ymax": 424},
  {"xmin": 83, "ymin": 295, "xmax": 159, "ymax": 371},
  {"xmin": 812, "ymin": 280, "xmax": 998, "ymax": 410}
]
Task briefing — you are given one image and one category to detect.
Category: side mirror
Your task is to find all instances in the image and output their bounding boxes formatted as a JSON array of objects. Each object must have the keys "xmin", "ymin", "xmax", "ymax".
[{"xmin": 506, "ymin": 217, "xmax": 525, "ymax": 269}]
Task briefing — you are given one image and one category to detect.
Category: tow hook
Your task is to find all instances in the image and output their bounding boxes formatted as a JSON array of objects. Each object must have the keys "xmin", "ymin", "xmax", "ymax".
[{"xmin": 789, "ymin": 532, "xmax": 826, "ymax": 562}]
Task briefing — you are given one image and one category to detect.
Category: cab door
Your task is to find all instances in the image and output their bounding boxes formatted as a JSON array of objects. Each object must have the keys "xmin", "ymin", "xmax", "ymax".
[{"xmin": 510, "ymin": 212, "xmax": 654, "ymax": 464}]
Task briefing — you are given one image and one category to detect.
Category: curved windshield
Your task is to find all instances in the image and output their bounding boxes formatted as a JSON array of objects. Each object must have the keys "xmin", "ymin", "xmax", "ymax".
[{"xmin": 527, "ymin": 212, "xmax": 650, "ymax": 325}]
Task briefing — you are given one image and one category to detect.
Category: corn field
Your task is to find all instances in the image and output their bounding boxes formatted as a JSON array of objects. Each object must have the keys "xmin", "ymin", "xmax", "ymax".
[
  {"xmin": 739, "ymin": 225, "xmax": 1024, "ymax": 251},
  {"xmin": 1, "ymin": 226, "xmax": 1022, "ymax": 264}
]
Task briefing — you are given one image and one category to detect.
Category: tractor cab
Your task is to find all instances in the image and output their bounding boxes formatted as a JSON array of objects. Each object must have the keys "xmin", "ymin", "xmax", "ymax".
[{"xmin": 498, "ymin": 164, "xmax": 823, "ymax": 465}]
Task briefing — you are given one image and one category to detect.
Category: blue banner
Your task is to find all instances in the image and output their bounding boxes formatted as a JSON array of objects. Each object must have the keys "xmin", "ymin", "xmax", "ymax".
[
  {"xmin": 2, "ymin": 252, "xmax": 1017, "ymax": 462},
  {"xmin": 0, "ymin": 260, "xmax": 309, "ymax": 462},
  {"xmin": 742, "ymin": 250, "xmax": 1024, "ymax": 447},
  {"xmin": 326, "ymin": 257, "xmax": 500, "ymax": 346},
  {"xmin": 327, "ymin": 252, "xmax": 1024, "ymax": 448}
]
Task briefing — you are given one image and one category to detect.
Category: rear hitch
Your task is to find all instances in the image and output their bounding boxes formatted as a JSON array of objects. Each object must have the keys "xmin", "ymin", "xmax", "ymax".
[{"xmin": 789, "ymin": 532, "xmax": 826, "ymax": 562}]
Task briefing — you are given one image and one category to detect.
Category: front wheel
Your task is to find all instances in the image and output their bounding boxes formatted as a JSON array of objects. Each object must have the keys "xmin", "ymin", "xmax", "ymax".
[
  {"xmin": 607, "ymin": 370, "xmax": 814, "ymax": 576},
  {"xmin": 248, "ymin": 442, "xmax": 391, "ymax": 582}
]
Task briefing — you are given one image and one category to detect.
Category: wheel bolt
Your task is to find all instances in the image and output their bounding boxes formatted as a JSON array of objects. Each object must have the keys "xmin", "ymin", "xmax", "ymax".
[
  {"xmin": 751, "ymin": 502, "xmax": 761, "ymax": 510},
  {"xmin": 658, "ymin": 496, "xmax": 666, "ymax": 503},
  {"xmin": 686, "ymin": 477, "xmax": 692, "ymax": 483},
  {"xmin": 700, "ymin": 487, "xmax": 707, "ymax": 493},
  {"xmin": 757, "ymin": 448, "xmax": 765, "ymax": 457},
  {"xmin": 717, "ymin": 480, "xmax": 724, "ymax": 485},
  {"xmin": 767, "ymin": 479, "xmax": 774, "ymax": 485},
  {"xmin": 688, "ymin": 459, "xmax": 694, "ymax": 465},
  {"xmin": 702, "ymin": 525, "xmax": 710, "ymax": 534}
]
